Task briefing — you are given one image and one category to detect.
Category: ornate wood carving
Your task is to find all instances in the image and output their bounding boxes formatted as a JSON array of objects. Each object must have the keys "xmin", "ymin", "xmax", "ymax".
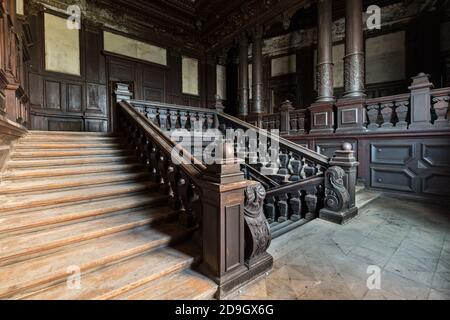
[{"xmin": 244, "ymin": 182, "xmax": 271, "ymax": 266}]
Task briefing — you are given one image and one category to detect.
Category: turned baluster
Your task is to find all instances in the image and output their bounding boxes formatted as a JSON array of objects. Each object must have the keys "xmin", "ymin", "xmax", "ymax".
[
  {"xmin": 277, "ymin": 194, "xmax": 289, "ymax": 223},
  {"xmin": 380, "ymin": 103, "xmax": 394, "ymax": 129},
  {"xmin": 290, "ymin": 113, "xmax": 298, "ymax": 133},
  {"xmin": 264, "ymin": 196, "xmax": 276, "ymax": 224},
  {"xmin": 177, "ymin": 170, "xmax": 195, "ymax": 227},
  {"xmin": 277, "ymin": 153, "xmax": 289, "ymax": 175},
  {"xmin": 198, "ymin": 112, "xmax": 207, "ymax": 131},
  {"xmin": 395, "ymin": 100, "xmax": 409, "ymax": 130},
  {"xmin": 305, "ymin": 187, "xmax": 318, "ymax": 221},
  {"xmin": 179, "ymin": 111, "xmax": 188, "ymax": 129},
  {"xmin": 367, "ymin": 104, "xmax": 380, "ymax": 130},
  {"xmin": 149, "ymin": 145, "xmax": 160, "ymax": 182},
  {"xmin": 158, "ymin": 153, "xmax": 170, "ymax": 192},
  {"xmin": 289, "ymin": 190, "xmax": 302, "ymax": 221},
  {"xmin": 158, "ymin": 108, "xmax": 168, "ymax": 130},
  {"xmin": 168, "ymin": 110, "xmax": 179, "ymax": 130},
  {"xmin": 303, "ymin": 162, "xmax": 316, "ymax": 178},
  {"xmin": 289, "ymin": 158, "xmax": 302, "ymax": 182},
  {"xmin": 206, "ymin": 113, "xmax": 214, "ymax": 129},
  {"xmin": 146, "ymin": 107, "xmax": 158, "ymax": 124},
  {"xmin": 432, "ymin": 96, "xmax": 450, "ymax": 127}
]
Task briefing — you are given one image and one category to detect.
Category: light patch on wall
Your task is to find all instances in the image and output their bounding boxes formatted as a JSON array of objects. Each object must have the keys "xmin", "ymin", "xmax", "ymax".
[
  {"xmin": 271, "ymin": 54, "xmax": 296, "ymax": 77},
  {"xmin": 313, "ymin": 44, "xmax": 344, "ymax": 89},
  {"xmin": 16, "ymin": 0, "xmax": 24, "ymax": 15},
  {"xmin": 366, "ymin": 31, "xmax": 405, "ymax": 84},
  {"xmin": 44, "ymin": 13, "xmax": 80, "ymax": 76},
  {"xmin": 103, "ymin": 31, "xmax": 167, "ymax": 66},
  {"xmin": 182, "ymin": 56, "xmax": 199, "ymax": 96},
  {"xmin": 216, "ymin": 65, "xmax": 226, "ymax": 100},
  {"xmin": 441, "ymin": 22, "xmax": 450, "ymax": 52}
]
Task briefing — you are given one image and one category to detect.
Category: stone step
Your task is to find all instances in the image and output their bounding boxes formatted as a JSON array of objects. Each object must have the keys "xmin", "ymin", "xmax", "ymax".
[
  {"xmin": 356, "ymin": 190, "xmax": 382, "ymax": 209},
  {"xmin": 6, "ymin": 155, "xmax": 136, "ymax": 169},
  {"xmin": 14, "ymin": 142, "xmax": 123, "ymax": 150},
  {"xmin": 116, "ymin": 269, "xmax": 217, "ymax": 300},
  {"xmin": 23, "ymin": 244, "xmax": 199, "ymax": 300},
  {"xmin": 11, "ymin": 149, "xmax": 129, "ymax": 159},
  {"xmin": 3, "ymin": 163, "xmax": 145, "ymax": 180},
  {"xmin": 27, "ymin": 131, "xmax": 115, "ymax": 137},
  {"xmin": 0, "ymin": 192, "xmax": 169, "ymax": 235},
  {"xmin": 0, "ymin": 224, "xmax": 192, "ymax": 299},
  {"xmin": 0, "ymin": 171, "xmax": 152, "ymax": 195},
  {"xmin": 0, "ymin": 207, "xmax": 177, "ymax": 266},
  {"xmin": 270, "ymin": 219, "xmax": 310, "ymax": 239},
  {"xmin": 0, "ymin": 181, "xmax": 159, "ymax": 214}
]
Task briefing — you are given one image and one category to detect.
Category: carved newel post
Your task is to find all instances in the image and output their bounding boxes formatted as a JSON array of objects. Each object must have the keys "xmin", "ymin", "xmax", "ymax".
[
  {"xmin": 319, "ymin": 143, "xmax": 359, "ymax": 224},
  {"xmin": 199, "ymin": 142, "xmax": 272, "ymax": 298}
]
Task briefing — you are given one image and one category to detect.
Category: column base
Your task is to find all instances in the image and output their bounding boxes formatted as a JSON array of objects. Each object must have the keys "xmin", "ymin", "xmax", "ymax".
[
  {"xmin": 335, "ymin": 97, "xmax": 367, "ymax": 133},
  {"xmin": 308, "ymin": 102, "xmax": 335, "ymax": 134},
  {"xmin": 319, "ymin": 206, "xmax": 358, "ymax": 225}
]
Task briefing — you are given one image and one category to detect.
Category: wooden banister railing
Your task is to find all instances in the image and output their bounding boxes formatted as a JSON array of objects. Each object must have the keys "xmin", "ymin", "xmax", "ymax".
[
  {"xmin": 118, "ymin": 100, "xmax": 273, "ymax": 298},
  {"xmin": 115, "ymin": 83, "xmax": 360, "ymax": 296}
]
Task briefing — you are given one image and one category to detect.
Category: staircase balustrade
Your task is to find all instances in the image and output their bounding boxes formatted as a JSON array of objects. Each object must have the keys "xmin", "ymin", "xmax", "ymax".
[{"xmin": 117, "ymin": 86, "xmax": 360, "ymax": 296}]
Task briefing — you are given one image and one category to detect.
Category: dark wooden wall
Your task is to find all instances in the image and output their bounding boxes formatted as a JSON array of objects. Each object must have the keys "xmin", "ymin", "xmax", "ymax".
[
  {"xmin": 288, "ymin": 131, "xmax": 450, "ymax": 201},
  {"xmin": 26, "ymin": 8, "xmax": 217, "ymax": 132},
  {"xmin": 0, "ymin": 0, "xmax": 29, "ymax": 172}
]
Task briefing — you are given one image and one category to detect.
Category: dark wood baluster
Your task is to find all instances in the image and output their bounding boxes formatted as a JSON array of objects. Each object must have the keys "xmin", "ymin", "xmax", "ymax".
[
  {"xmin": 169, "ymin": 110, "xmax": 179, "ymax": 130},
  {"xmin": 158, "ymin": 108, "xmax": 168, "ymax": 130},
  {"xmin": 289, "ymin": 158, "xmax": 302, "ymax": 182},
  {"xmin": 206, "ymin": 113, "xmax": 214, "ymax": 129},
  {"xmin": 149, "ymin": 145, "xmax": 160, "ymax": 183},
  {"xmin": 179, "ymin": 111, "xmax": 188, "ymax": 130},
  {"xmin": 277, "ymin": 194, "xmax": 289, "ymax": 223},
  {"xmin": 380, "ymin": 103, "xmax": 394, "ymax": 129},
  {"xmin": 177, "ymin": 170, "xmax": 195, "ymax": 227},
  {"xmin": 167, "ymin": 164, "xmax": 181, "ymax": 209},
  {"xmin": 146, "ymin": 107, "xmax": 158, "ymax": 124},
  {"xmin": 264, "ymin": 196, "xmax": 276, "ymax": 224},
  {"xmin": 290, "ymin": 190, "xmax": 302, "ymax": 221},
  {"xmin": 305, "ymin": 187, "xmax": 318, "ymax": 221},
  {"xmin": 290, "ymin": 113, "xmax": 298, "ymax": 133},
  {"xmin": 278, "ymin": 153, "xmax": 289, "ymax": 175},
  {"xmin": 158, "ymin": 153, "xmax": 170, "ymax": 192}
]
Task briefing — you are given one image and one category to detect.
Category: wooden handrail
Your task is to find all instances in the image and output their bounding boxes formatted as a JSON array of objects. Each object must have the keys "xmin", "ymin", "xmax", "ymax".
[
  {"xmin": 119, "ymin": 101, "xmax": 207, "ymax": 176},
  {"xmin": 266, "ymin": 175, "xmax": 324, "ymax": 198},
  {"xmin": 217, "ymin": 112, "xmax": 330, "ymax": 167}
]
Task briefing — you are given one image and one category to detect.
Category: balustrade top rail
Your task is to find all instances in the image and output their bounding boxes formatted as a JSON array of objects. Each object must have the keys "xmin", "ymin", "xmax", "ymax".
[
  {"xmin": 119, "ymin": 101, "xmax": 208, "ymax": 177},
  {"xmin": 266, "ymin": 175, "xmax": 324, "ymax": 198},
  {"xmin": 128, "ymin": 99, "xmax": 331, "ymax": 168},
  {"xmin": 217, "ymin": 112, "xmax": 330, "ymax": 167},
  {"xmin": 131, "ymin": 99, "xmax": 216, "ymax": 114}
]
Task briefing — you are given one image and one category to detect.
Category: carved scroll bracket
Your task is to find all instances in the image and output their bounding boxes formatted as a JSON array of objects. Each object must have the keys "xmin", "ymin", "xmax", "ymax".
[
  {"xmin": 244, "ymin": 182, "xmax": 273, "ymax": 269},
  {"xmin": 319, "ymin": 143, "xmax": 359, "ymax": 225}
]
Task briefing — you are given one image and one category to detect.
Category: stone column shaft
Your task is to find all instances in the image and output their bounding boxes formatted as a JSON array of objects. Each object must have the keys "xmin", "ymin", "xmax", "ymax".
[
  {"xmin": 316, "ymin": 0, "xmax": 334, "ymax": 102},
  {"xmin": 251, "ymin": 25, "xmax": 264, "ymax": 114},
  {"xmin": 238, "ymin": 33, "xmax": 249, "ymax": 117},
  {"xmin": 344, "ymin": 0, "xmax": 365, "ymax": 97}
]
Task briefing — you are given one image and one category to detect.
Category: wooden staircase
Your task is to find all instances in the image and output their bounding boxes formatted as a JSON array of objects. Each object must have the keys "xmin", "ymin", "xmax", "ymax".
[{"xmin": 0, "ymin": 131, "xmax": 217, "ymax": 300}]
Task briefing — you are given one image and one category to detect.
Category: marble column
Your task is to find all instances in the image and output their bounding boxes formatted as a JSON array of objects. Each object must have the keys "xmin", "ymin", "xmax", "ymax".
[
  {"xmin": 344, "ymin": 0, "xmax": 365, "ymax": 97},
  {"xmin": 251, "ymin": 24, "xmax": 264, "ymax": 115},
  {"xmin": 238, "ymin": 33, "xmax": 249, "ymax": 117},
  {"xmin": 316, "ymin": 0, "xmax": 334, "ymax": 102}
]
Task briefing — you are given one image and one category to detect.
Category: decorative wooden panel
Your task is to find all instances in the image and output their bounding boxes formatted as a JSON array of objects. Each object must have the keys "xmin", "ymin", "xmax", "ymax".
[
  {"xmin": 45, "ymin": 81, "xmax": 61, "ymax": 110},
  {"xmin": 67, "ymin": 84, "xmax": 82, "ymax": 112}
]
